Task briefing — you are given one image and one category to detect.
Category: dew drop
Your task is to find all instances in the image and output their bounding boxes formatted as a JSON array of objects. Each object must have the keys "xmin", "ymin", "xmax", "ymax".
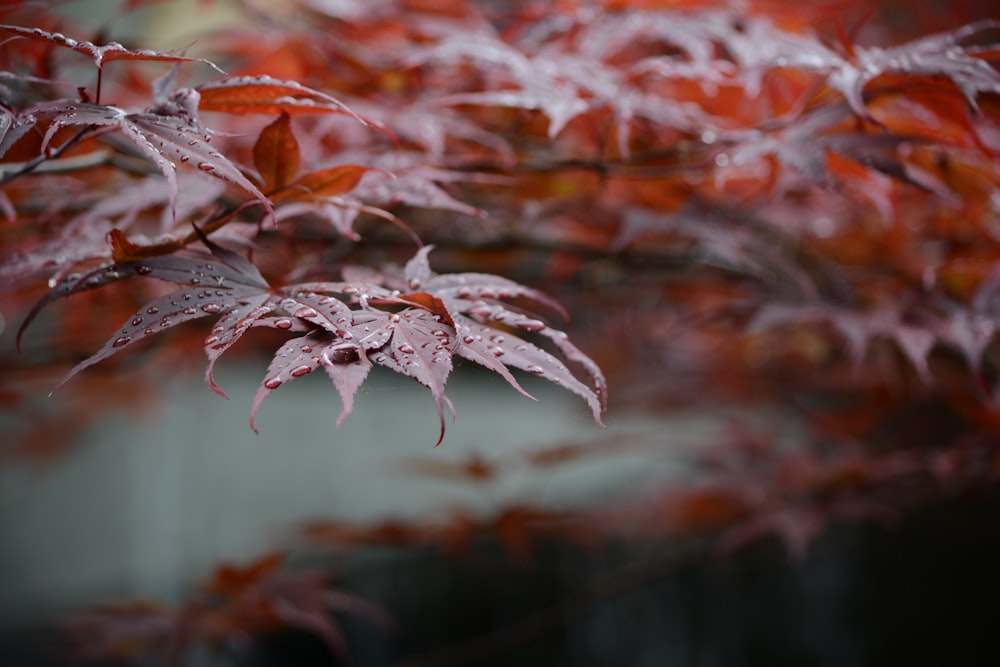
[
  {"xmin": 274, "ymin": 318, "xmax": 293, "ymax": 329},
  {"xmin": 526, "ymin": 365, "xmax": 544, "ymax": 375},
  {"xmin": 131, "ymin": 317, "xmax": 143, "ymax": 326},
  {"xmin": 182, "ymin": 307, "xmax": 196, "ymax": 315},
  {"xmin": 160, "ymin": 317, "xmax": 173, "ymax": 327},
  {"xmin": 197, "ymin": 162, "xmax": 215, "ymax": 171},
  {"xmin": 190, "ymin": 277, "xmax": 201, "ymax": 285},
  {"xmin": 390, "ymin": 314, "xmax": 401, "ymax": 323},
  {"xmin": 144, "ymin": 327, "xmax": 155, "ymax": 336},
  {"xmin": 290, "ymin": 365, "xmax": 312, "ymax": 377},
  {"xmin": 179, "ymin": 155, "xmax": 189, "ymax": 163},
  {"xmin": 492, "ymin": 348, "xmax": 505, "ymax": 357},
  {"xmin": 300, "ymin": 345, "xmax": 313, "ymax": 353},
  {"xmin": 294, "ymin": 307, "xmax": 317, "ymax": 319},
  {"xmin": 146, "ymin": 307, "xmax": 160, "ymax": 315},
  {"xmin": 398, "ymin": 343, "xmax": 415, "ymax": 354},
  {"xmin": 205, "ymin": 335, "xmax": 219, "ymax": 345},
  {"xmin": 201, "ymin": 303, "xmax": 222, "ymax": 314},
  {"xmin": 462, "ymin": 335, "xmax": 475, "ymax": 344},
  {"xmin": 135, "ymin": 265, "xmax": 153, "ymax": 275},
  {"xmin": 522, "ymin": 320, "xmax": 545, "ymax": 332},
  {"xmin": 113, "ymin": 335, "xmax": 130, "ymax": 348},
  {"xmin": 264, "ymin": 378, "xmax": 283, "ymax": 389}
]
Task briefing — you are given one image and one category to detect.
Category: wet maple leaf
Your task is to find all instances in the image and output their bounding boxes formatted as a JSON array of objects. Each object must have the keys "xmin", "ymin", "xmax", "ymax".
[
  {"xmin": 0, "ymin": 24, "xmax": 223, "ymax": 102},
  {"xmin": 826, "ymin": 20, "xmax": 1000, "ymax": 120},
  {"xmin": 23, "ymin": 233, "xmax": 604, "ymax": 445},
  {"xmin": 29, "ymin": 92, "xmax": 274, "ymax": 223}
]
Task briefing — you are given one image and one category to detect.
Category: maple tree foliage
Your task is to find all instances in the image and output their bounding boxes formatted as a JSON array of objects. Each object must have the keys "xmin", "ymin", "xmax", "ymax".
[{"xmin": 3, "ymin": 0, "xmax": 1000, "ymax": 662}]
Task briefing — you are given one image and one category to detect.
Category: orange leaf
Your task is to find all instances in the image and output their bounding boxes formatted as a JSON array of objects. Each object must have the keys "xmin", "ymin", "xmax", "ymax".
[
  {"xmin": 253, "ymin": 112, "xmax": 300, "ymax": 192},
  {"xmin": 274, "ymin": 165, "xmax": 373, "ymax": 202},
  {"xmin": 108, "ymin": 229, "xmax": 180, "ymax": 262},
  {"xmin": 400, "ymin": 291, "xmax": 456, "ymax": 329}
]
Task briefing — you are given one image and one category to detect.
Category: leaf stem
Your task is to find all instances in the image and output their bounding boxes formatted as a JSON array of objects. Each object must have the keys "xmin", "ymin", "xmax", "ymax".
[{"xmin": 0, "ymin": 125, "xmax": 97, "ymax": 185}]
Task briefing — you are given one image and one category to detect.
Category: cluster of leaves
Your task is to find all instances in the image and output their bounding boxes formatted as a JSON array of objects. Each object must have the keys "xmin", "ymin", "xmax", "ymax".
[
  {"xmin": 0, "ymin": 3, "xmax": 606, "ymax": 447},
  {"xmin": 64, "ymin": 552, "xmax": 389, "ymax": 665},
  {"xmin": 3, "ymin": 0, "xmax": 1000, "ymax": 661}
]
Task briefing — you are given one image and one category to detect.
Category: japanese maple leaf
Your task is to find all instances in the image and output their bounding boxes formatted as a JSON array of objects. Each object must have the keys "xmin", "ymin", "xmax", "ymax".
[
  {"xmin": 0, "ymin": 24, "xmax": 223, "ymax": 102},
  {"xmin": 29, "ymin": 92, "xmax": 274, "ymax": 222},
  {"xmin": 250, "ymin": 246, "xmax": 606, "ymax": 443},
  {"xmin": 273, "ymin": 153, "xmax": 493, "ymax": 240},
  {"xmin": 0, "ymin": 106, "xmax": 35, "ymax": 159},
  {"xmin": 399, "ymin": 246, "xmax": 607, "ymax": 422},
  {"xmin": 749, "ymin": 302, "xmax": 937, "ymax": 381},
  {"xmin": 825, "ymin": 20, "xmax": 1000, "ymax": 120},
  {"xmin": 410, "ymin": 33, "xmax": 590, "ymax": 138},
  {"xmin": 27, "ymin": 236, "xmax": 604, "ymax": 444},
  {"xmin": 195, "ymin": 75, "xmax": 388, "ymax": 135}
]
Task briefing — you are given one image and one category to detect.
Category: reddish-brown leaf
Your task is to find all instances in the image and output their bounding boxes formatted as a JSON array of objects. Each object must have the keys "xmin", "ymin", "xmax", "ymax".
[{"xmin": 253, "ymin": 111, "xmax": 300, "ymax": 192}]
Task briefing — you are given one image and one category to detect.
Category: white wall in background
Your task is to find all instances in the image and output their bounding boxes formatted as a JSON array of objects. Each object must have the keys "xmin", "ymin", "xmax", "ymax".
[{"xmin": 0, "ymin": 362, "xmax": 732, "ymax": 623}]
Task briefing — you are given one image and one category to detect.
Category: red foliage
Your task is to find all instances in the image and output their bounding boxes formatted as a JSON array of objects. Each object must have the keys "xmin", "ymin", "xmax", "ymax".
[{"xmin": 3, "ymin": 0, "xmax": 1000, "ymax": 660}]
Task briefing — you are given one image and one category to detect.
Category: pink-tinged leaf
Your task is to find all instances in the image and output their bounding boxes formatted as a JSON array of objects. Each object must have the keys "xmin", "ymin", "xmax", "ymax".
[
  {"xmin": 196, "ymin": 76, "xmax": 384, "ymax": 130},
  {"xmin": 451, "ymin": 318, "xmax": 536, "ymax": 403},
  {"xmin": 36, "ymin": 233, "xmax": 280, "ymax": 395},
  {"xmin": 278, "ymin": 291, "xmax": 354, "ymax": 335},
  {"xmin": 359, "ymin": 165, "xmax": 486, "ymax": 218},
  {"xmin": 0, "ymin": 107, "xmax": 35, "ymax": 158},
  {"xmin": 413, "ymin": 34, "xmax": 590, "ymax": 138},
  {"xmin": 203, "ymin": 296, "xmax": 277, "ymax": 398},
  {"xmin": 393, "ymin": 246, "xmax": 604, "ymax": 423},
  {"xmin": 935, "ymin": 309, "xmax": 995, "ymax": 373},
  {"xmin": 363, "ymin": 308, "xmax": 457, "ymax": 446},
  {"xmin": 31, "ymin": 100, "xmax": 274, "ymax": 223},
  {"xmin": 403, "ymin": 245, "xmax": 435, "ymax": 288},
  {"xmin": 826, "ymin": 20, "xmax": 1000, "ymax": 119},
  {"xmin": 454, "ymin": 316, "xmax": 603, "ymax": 425},
  {"xmin": 0, "ymin": 24, "xmax": 223, "ymax": 71},
  {"xmin": 322, "ymin": 346, "xmax": 373, "ymax": 428},
  {"xmin": 250, "ymin": 331, "xmax": 329, "ymax": 433},
  {"xmin": 426, "ymin": 272, "xmax": 568, "ymax": 321},
  {"xmin": 17, "ymin": 264, "xmax": 130, "ymax": 351},
  {"xmin": 52, "ymin": 289, "xmax": 219, "ymax": 392},
  {"xmin": 404, "ymin": 247, "xmax": 566, "ymax": 318},
  {"xmin": 750, "ymin": 303, "xmax": 941, "ymax": 382},
  {"xmin": 285, "ymin": 165, "xmax": 373, "ymax": 199},
  {"xmin": 253, "ymin": 111, "xmax": 300, "ymax": 192}
]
